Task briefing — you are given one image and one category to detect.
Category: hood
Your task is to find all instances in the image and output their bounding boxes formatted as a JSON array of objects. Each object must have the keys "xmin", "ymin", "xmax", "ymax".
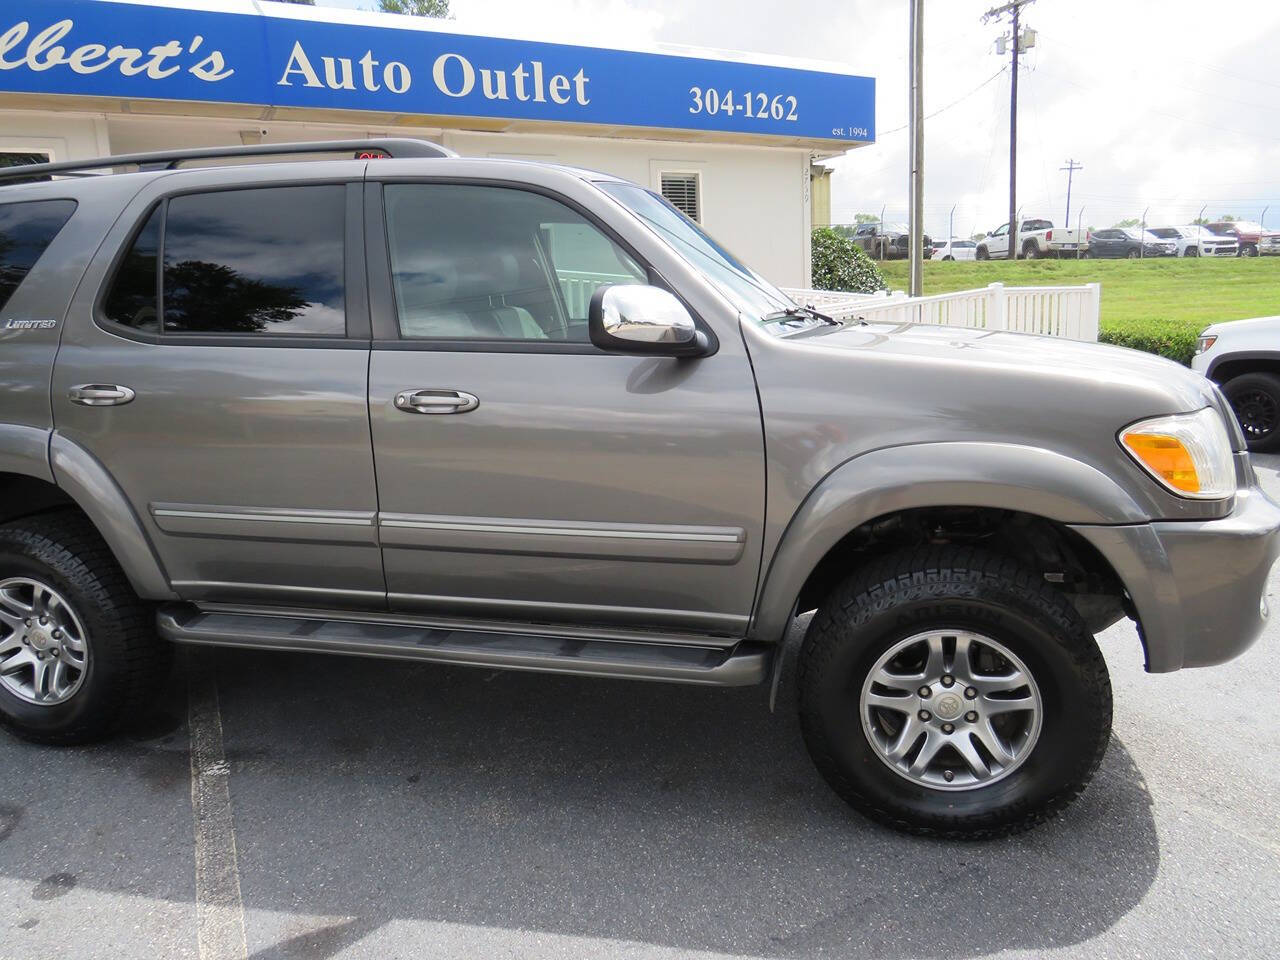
[
  {"xmin": 1202, "ymin": 314, "xmax": 1280, "ymax": 335},
  {"xmin": 808, "ymin": 320, "xmax": 1208, "ymax": 402},
  {"xmin": 742, "ymin": 318, "xmax": 1225, "ymax": 498}
]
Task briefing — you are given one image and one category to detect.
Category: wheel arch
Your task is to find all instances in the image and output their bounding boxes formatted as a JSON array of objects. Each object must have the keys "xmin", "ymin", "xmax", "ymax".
[
  {"xmin": 0, "ymin": 427, "xmax": 174, "ymax": 600},
  {"xmin": 1205, "ymin": 351, "xmax": 1280, "ymax": 384},
  {"xmin": 751, "ymin": 443, "xmax": 1147, "ymax": 653}
]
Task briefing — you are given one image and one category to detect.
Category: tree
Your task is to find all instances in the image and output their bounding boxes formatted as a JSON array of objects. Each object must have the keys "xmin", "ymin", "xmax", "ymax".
[
  {"xmin": 1114, "ymin": 217, "xmax": 1140, "ymax": 228},
  {"xmin": 854, "ymin": 213, "xmax": 880, "ymax": 225},
  {"xmin": 378, "ymin": 0, "xmax": 451, "ymax": 15},
  {"xmin": 1219, "ymin": 214, "xmax": 1238, "ymax": 222},
  {"xmin": 1191, "ymin": 217, "xmax": 1211, "ymax": 225},
  {"xmin": 811, "ymin": 228, "xmax": 887, "ymax": 294}
]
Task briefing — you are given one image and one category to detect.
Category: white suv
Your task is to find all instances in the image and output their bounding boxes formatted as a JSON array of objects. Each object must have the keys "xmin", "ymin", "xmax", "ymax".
[
  {"xmin": 1193, "ymin": 315, "xmax": 1280, "ymax": 450},
  {"xmin": 1149, "ymin": 225, "xmax": 1238, "ymax": 258}
]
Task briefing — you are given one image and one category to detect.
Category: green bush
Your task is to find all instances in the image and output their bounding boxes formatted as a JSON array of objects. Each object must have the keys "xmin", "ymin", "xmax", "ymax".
[
  {"xmin": 811, "ymin": 227, "xmax": 888, "ymax": 294},
  {"xmin": 1098, "ymin": 317, "xmax": 1202, "ymax": 366}
]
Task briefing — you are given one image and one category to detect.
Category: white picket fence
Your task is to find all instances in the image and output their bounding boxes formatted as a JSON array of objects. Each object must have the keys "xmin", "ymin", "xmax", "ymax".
[{"xmin": 782, "ymin": 282, "xmax": 1101, "ymax": 342}]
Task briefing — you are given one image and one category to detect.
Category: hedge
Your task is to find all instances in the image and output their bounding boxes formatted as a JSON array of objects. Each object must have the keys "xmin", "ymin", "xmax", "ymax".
[
  {"xmin": 1098, "ymin": 317, "xmax": 1202, "ymax": 366},
  {"xmin": 811, "ymin": 227, "xmax": 888, "ymax": 294}
]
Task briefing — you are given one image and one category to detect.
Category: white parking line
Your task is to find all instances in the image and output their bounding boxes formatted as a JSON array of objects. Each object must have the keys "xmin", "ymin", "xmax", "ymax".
[{"xmin": 188, "ymin": 655, "xmax": 248, "ymax": 960}]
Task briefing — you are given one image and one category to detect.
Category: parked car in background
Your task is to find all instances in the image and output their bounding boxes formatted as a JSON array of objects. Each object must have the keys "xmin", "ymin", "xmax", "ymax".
[
  {"xmin": 1193, "ymin": 315, "xmax": 1280, "ymax": 451},
  {"xmin": 1205, "ymin": 221, "xmax": 1280, "ymax": 257},
  {"xmin": 852, "ymin": 221, "xmax": 933, "ymax": 260},
  {"xmin": 1148, "ymin": 225, "xmax": 1238, "ymax": 258},
  {"xmin": 931, "ymin": 239, "xmax": 977, "ymax": 261},
  {"xmin": 976, "ymin": 218, "xmax": 1087, "ymax": 260},
  {"xmin": 1087, "ymin": 228, "xmax": 1177, "ymax": 259}
]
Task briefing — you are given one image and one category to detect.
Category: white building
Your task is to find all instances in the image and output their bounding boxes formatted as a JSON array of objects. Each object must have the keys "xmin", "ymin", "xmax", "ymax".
[{"xmin": 0, "ymin": 0, "xmax": 874, "ymax": 287}]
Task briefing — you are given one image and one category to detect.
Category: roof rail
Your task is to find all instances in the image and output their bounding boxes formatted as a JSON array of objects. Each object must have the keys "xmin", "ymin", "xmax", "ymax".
[{"xmin": 0, "ymin": 138, "xmax": 456, "ymax": 184}]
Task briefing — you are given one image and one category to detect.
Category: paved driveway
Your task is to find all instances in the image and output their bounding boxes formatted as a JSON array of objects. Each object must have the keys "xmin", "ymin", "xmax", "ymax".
[{"xmin": 3, "ymin": 461, "xmax": 1278, "ymax": 960}]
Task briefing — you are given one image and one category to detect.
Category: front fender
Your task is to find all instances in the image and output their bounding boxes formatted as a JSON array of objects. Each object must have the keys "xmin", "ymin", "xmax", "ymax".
[{"xmin": 748, "ymin": 441, "xmax": 1147, "ymax": 645}]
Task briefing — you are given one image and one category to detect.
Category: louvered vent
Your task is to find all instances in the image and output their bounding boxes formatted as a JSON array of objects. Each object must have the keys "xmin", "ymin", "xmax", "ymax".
[{"xmin": 660, "ymin": 173, "xmax": 700, "ymax": 223}]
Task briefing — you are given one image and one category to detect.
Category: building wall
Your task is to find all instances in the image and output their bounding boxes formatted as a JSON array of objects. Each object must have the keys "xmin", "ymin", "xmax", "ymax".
[{"xmin": 2, "ymin": 107, "xmax": 813, "ymax": 287}]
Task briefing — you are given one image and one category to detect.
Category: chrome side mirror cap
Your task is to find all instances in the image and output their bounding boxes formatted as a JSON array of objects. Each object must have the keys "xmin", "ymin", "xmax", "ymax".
[{"xmin": 588, "ymin": 285, "xmax": 711, "ymax": 358}]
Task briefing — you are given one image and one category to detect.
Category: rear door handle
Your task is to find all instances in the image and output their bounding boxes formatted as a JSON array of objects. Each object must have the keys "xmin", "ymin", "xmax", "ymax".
[
  {"xmin": 68, "ymin": 384, "xmax": 136, "ymax": 407},
  {"xmin": 394, "ymin": 389, "xmax": 479, "ymax": 414}
]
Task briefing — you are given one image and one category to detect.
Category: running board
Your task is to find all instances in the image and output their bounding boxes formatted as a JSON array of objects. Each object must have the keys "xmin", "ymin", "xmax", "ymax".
[{"xmin": 156, "ymin": 604, "xmax": 768, "ymax": 686}]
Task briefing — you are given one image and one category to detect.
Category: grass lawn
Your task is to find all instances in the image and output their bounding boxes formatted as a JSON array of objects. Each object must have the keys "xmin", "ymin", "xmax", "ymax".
[{"xmin": 876, "ymin": 256, "xmax": 1280, "ymax": 333}]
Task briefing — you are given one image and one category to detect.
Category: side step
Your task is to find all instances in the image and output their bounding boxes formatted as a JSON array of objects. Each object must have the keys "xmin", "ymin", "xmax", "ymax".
[{"xmin": 156, "ymin": 605, "xmax": 769, "ymax": 687}]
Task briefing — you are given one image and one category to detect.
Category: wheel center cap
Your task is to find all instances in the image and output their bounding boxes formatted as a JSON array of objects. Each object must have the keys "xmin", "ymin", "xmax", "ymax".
[
  {"xmin": 934, "ymin": 693, "xmax": 964, "ymax": 720},
  {"xmin": 27, "ymin": 627, "xmax": 52, "ymax": 651}
]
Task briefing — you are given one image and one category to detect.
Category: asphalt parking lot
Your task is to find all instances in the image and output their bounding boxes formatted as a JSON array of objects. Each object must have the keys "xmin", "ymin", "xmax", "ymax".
[{"xmin": 3, "ymin": 464, "xmax": 1279, "ymax": 960}]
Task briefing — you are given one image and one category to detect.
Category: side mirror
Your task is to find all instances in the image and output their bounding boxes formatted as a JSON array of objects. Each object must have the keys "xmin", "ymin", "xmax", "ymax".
[{"xmin": 588, "ymin": 285, "xmax": 710, "ymax": 358}]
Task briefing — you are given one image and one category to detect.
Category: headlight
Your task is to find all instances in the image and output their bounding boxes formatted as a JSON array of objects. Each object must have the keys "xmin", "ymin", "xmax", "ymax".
[
  {"xmin": 1195, "ymin": 334, "xmax": 1217, "ymax": 354},
  {"xmin": 1120, "ymin": 408, "xmax": 1235, "ymax": 499}
]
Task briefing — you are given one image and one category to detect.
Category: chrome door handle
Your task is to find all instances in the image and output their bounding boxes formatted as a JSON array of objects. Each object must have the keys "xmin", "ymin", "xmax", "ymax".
[
  {"xmin": 68, "ymin": 384, "xmax": 136, "ymax": 407},
  {"xmin": 394, "ymin": 389, "xmax": 479, "ymax": 414}
]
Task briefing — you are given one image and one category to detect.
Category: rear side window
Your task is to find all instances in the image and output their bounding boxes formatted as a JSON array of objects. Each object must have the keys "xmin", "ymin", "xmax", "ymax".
[
  {"xmin": 0, "ymin": 199, "xmax": 77, "ymax": 312},
  {"xmin": 101, "ymin": 185, "xmax": 346, "ymax": 337}
]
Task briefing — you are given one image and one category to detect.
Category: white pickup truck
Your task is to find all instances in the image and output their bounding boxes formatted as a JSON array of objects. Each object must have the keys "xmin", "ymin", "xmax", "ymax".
[{"xmin": 976, "ymin": 218, "xmax": 1088, "ymax": 260}]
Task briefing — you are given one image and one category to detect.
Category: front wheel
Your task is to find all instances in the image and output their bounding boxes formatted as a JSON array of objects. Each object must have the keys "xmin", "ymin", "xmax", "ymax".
[
  {"xmin": 1241, "ymin": 243, "xmax": 1258, "ymax": 258},
  {"xmin": 1126, "ymin": 248, "xmax": 1140, "ymax": 259},
  {"xmin": 975, "ymin": 246, "xmax": 989, "ymax": 261},
  {"xmin": 1185, "ymin": 246, "xmax": 1199, "ymax": 258},
  {"xmin": 798, "ymin": 547, "xmax": 1112, "ymax": 838},
  {"xmin": 1224, "ymin": 371, "xmax": 1280, "ymax": 452}
]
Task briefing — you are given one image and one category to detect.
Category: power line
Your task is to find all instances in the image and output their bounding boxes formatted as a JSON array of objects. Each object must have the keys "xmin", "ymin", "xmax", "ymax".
[{"xmin": 877, "ymin": 66, "xmax": 1007, "ymax": 136}]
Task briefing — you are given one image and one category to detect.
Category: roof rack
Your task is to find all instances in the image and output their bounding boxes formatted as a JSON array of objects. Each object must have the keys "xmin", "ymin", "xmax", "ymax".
[{"xmin": 0, "ymin": 138, "xmax": 456, "ymax": 184}]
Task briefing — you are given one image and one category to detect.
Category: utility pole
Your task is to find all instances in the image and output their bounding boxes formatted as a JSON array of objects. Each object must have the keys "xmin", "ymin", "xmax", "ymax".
[
  {"xmin": 908, "ymin": 0, "xmax": 925, "ymax": 296},
  {"xmin": 1060, "ymin": 159, "xmax": 1082, "ymax": 228},
  {"xmin": 984, "ymin": 0, "xmax": 1036, "ymax": 260}
]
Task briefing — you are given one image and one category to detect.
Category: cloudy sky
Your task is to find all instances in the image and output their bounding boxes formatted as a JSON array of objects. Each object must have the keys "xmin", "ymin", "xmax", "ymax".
[{"xmin": 319, "ymin": 0, "xmax": 1280, "ymax": 238}]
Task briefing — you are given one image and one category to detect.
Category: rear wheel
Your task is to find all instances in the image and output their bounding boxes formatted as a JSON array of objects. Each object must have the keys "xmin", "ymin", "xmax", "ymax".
[
  {"xmin": 1224, "ymin": 371, "xmax": 1280, "ymax": 453},
  {"xmin": 0, "ymin": 511, "xmax": 170, "ymax": 744},
  {"xmin": 1022, "ymin": 243, "xmax": 1039, "ymax": 260},
  {"xmin": 798, "ymin": 546, "xmax": 1111, "ymax": 838},
  {"xmin": 1126, "ymin": 248, "xmax": 1140, "ymax": 259}
]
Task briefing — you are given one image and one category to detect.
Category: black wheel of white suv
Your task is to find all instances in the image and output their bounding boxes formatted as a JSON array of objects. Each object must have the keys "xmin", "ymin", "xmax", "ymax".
[
  {"xmin": 0, "ymin": 510, "xmax": 170, "ymax": 744},
  {"xmin": 1223, "ymin": 371, "xmax": 1280, "ymax": 453},
  {"xmin": 798, "ymin": 546, "xmax": 1112, "ymax": 839}
]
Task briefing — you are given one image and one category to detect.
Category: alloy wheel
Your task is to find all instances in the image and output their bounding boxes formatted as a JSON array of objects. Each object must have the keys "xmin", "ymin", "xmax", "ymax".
[
  {"xmin": 0, "ymin": 577, "xmax": 90, "ymax": 705},
  {"xmin": 1231, "ymin": 389, "xmax": 1279, "ymax": 442},
  {"xmin": 860, "ymin": 630, "xmax": 1042, "ymax": 791}
]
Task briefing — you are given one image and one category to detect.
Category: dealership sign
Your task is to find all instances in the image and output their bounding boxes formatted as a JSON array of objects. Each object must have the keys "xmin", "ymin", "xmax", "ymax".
[{"xmin": 0, "ymin": 1, "xmax": 874, "ymax": 144}]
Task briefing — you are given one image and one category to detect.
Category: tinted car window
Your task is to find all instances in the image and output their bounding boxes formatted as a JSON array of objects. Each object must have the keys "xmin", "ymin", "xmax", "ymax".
[
  {"xmin": 1149, "ymin": 228, "xmax": 1179, "ymax": 239},
  {"xmin": 1023, "ymin": 219, "xmax": 1051, "ymax": 231},
  {"xmin": 384, "ymin": 184, "xmax": 645, "ymax": 341},
  {"xmin": 162, "ymin": 186, "xmax": 345, "ymax": 335},
  {"xmin": 0, "ymin": 198, "xmax": 76, "ymax": 312},
  {"xmin": 103, "ymin": 205, "xmax": 161, "ymax": 332}
]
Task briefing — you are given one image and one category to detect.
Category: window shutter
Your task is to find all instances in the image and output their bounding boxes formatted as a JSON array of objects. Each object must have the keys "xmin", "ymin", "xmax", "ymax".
[{"xmin": 660, "ymin": 173, "xmax": 700, "ymax": 223}]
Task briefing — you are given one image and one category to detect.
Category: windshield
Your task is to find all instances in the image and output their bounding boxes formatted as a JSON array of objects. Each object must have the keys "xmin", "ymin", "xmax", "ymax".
[
  {"xmin": 1149, "ymin": 228, "xmax": 1179, "ymax": 239},
  {"xmin": 597, "ymin": 181, "xmax": 796, "ymax": 321}
]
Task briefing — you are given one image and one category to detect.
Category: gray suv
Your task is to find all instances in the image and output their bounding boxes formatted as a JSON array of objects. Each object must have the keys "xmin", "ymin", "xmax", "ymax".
[{"xmin": 1, "ymin": 139, "xmax": 1276, "ymax": 838}]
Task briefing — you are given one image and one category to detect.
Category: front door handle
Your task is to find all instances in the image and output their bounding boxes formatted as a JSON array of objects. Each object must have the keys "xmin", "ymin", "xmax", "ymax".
[
  {"xmin": 394, "ymin": 389, "xmax": 479, "ymax": 414},
  {"xmin": 68, "ymin": 384, "xmax": 136, "ymax": 407}
]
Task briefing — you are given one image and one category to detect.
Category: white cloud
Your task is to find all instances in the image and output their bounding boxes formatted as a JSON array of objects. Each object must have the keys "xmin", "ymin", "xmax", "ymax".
[{"xmin": 318, "ymin": 0, "xmax": 1280, "ymax": 235}]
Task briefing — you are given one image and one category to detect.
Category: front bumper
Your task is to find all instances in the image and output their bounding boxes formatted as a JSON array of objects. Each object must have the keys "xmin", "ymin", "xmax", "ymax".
[{"xmin": 1069, "ymin": 480, "xmax": 1280, "ymax": 672}]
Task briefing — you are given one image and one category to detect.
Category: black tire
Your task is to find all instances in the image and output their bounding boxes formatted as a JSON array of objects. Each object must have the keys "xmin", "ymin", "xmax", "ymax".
[
  {"xmin": 1241, "ymin": 243, "xmax": 1258, "ymax": 258},
  {"xmin": 1185, "ymin": 246, "xmax": 1199, "ymax": 258},
  {"xmin": 1126, "ymin": 248, "xmax": 1140, "ymax": 259},
  {"xmin": 797, "ymin": 546, "xmax": 1111, "ymax": 839},
  {"xmin": 1023, "ymin": 243, "xmax": 1039, "ymax": 260},
  {"xmin": 0, "ymin": 510, "xmax": 171, "ymax": 744},
  {"xmin": 975, "ymin": 246, "xmax": 989, "ymax": 261},
  {"xmin": 1081, "ymin": 250, "xmax": 1093, "ymax": 259},
  {"xmin": 1223, "ymin": 371, "xmax": 1280, "ymax": 453}
]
